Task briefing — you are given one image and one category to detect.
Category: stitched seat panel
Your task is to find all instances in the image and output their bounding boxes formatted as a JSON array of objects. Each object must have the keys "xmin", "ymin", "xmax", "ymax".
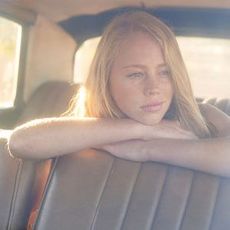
[
  {"xmin": 35, "ymin": 150, "xmax": 114, "ymax": 229},
  {"xmin": 91, "ymin": 159, "xmax": 141, "ymax": 230},
  {"xmin": 210, "ymin": 178, "xmax": 230, "ymax": 230},
  {"xmin": 180, "ymin": 173, "xmax": 219, "ymax": 230},
  {"xmin": 0, "ymin": 81, "xmax": 79, "ymax": 229},
  {"xmin": 121, "ymin": 163, "xmax": 168, "ymax": 230},
  {"xmin": 150, "ymin": 167, "xmax": 194, "ymax": 230},
  {"xmin": 0, "ymin": 138, "xmax": 36, "ymax": 229},
  {"xmin": 34, "ymin": 149, "xmax": 230, "ymax": 230}
]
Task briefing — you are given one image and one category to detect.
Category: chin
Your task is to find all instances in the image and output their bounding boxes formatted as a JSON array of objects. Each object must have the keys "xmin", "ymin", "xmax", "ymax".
[{"xmin": 137, "ymin": 116, "xmax": 163, "ymax": 126}]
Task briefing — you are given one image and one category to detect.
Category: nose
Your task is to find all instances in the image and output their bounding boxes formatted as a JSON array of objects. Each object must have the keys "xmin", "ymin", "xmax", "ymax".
[{"xmin": 143, "ymin": 76, "xmax": 160, "ymax": 96}]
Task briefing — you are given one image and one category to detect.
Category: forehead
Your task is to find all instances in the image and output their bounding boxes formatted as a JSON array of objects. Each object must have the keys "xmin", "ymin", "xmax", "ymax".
[{"xmin": 113, "ymin": 31, "xmax": 164, "ymax": 67}]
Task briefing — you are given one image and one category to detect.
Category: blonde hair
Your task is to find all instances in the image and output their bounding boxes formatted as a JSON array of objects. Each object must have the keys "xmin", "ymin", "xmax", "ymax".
[{"xmin": 71, "ymin": 10, "xmax": 215, "ymax": 138}]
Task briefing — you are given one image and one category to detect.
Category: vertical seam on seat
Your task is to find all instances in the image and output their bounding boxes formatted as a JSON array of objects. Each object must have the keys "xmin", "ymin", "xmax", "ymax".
[
  {"xmin": 207, "ymin": 178, "xmax": 221, "ymax": 230},
  {"xmin": 120, "ymin": 163, "xmax": 143, "ymax": 230},
  {"xmin": 177, "ymin": 171, "xmax": 195, "ymax": 230},
  {"xmin": 33, "ymin": 157, "xmax": 59, "ymax": 229},
  {"xmin": 149, "ymin": 165, "xmax": 169, "ymax": 230},
  {"xmin": 90, "ymin": 157, "xmax": 115, "ymax": 230},
  {"xmin": 6, "ymin": 159, "xmax": 23, "ymax": 230}
]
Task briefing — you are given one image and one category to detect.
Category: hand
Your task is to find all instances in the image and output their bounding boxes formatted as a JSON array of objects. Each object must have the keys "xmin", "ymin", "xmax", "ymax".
[
  {"xmin": 141, "ymin": 120, "xmax": 198, "ymax": 141},
  {"xmin": 97, "ymin": 120, "xmax": 197, "ymax": 162}
]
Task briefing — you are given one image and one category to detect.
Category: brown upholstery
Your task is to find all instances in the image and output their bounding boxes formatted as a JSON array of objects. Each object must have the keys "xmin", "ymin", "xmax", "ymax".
[
  {"xmin": 205, "ymin": 98, "xmax": 230, "ymax": 116},
  {"xmin": 17, "ymin": 81, "xmax": 79, "ymax": 125},
  {"xmin": 0, "ymin": 137, "xmax": 36, "ymax": 230},
  {"xmin": 18, "ymin": 81, "xmax": 79, "ymax": 228},
  {"xmin": 0, "ymin": 81, "xmax": 79, "ymax": 229},
  {"xmin": 34, "ymin": 150, "xmax": 230, "ymax": 230}
]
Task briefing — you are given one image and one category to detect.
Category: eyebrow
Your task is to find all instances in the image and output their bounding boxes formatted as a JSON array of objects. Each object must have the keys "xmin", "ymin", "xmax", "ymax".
[
  {"xmin": 122, "ymin": 64, "xmax": 146, "ymax": 69},
  {"xmin": 122, "ymin": 63, "xmax": 167, "ymax": 69}
]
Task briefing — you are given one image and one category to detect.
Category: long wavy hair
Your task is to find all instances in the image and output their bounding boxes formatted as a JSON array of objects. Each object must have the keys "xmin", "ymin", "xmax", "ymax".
[{"xmin": 70, "ymin": 10, "xmax": 215, "ymax": 138}]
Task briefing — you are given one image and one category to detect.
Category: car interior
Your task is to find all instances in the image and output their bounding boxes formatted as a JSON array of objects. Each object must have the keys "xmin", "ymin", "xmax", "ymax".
[{"xmin": 0, "ymin": 0, "xmax": 230, "ymax": 229}]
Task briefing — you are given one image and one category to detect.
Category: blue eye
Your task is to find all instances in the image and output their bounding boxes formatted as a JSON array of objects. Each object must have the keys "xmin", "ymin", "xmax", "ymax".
[
  {"xmin": 159, "ymin": 69, "xmax": 170, "ymax": 77},
  {"xmin": 127, "ymin": 72, "xmax": 144, "ymax": 78}
]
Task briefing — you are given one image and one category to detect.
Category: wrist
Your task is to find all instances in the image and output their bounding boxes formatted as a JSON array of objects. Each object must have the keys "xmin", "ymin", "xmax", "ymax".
[
  {"xmin": 120, "ymin": 119, "xmax": 145, "ymax": 140},
  {"xmin": 131, "ymin": 120, "xmax": 147, "ymax": 140}
]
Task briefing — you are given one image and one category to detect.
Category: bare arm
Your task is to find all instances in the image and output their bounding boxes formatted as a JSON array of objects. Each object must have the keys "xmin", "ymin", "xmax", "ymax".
[
  {"xmin": 8, "ymin": 114, "xmax": 196, "ymax": 160},
  {"xmin": 102, "ymin": 104, "xmax": 230, "ymax": 177},
  {"xmin": 8, "ymin": 117, "xmax": 144, "ymax": 159},
  {"xmin": 102, "ymin": 137, "xmax": 230, "ymax": 177}
]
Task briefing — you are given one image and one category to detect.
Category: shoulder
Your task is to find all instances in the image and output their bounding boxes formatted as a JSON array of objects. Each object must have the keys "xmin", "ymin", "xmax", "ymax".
[{"xmin": 198, "ymin": 103, "xmax": 230, "ymax": 136}]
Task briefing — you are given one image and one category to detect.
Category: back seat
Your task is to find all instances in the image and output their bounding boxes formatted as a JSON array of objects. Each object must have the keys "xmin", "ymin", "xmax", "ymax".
[
  {"xmin": 205, "ymin": 98, "xmax": 230, "ymax": 116},
  {"xmin": 0, "ymin": 81, "xmax": 79, "ymax": 229},
  {"xmin": 0, "ymin": 137, "xmax": 37, "ymax": 230},
  {"xmin": 34, "ymin": 150, "xmax": 230, "ymax": 230},
  {"xmin": 17, "ymin": 81, "xmax": 79, "ymax": 125}
]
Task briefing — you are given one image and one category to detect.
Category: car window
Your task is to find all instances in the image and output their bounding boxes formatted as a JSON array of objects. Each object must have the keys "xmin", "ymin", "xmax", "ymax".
[
  {"xmin": 0, "ymin": 16, "xmax": 22, "ymax": 108},
  {"xmin": 74, "ymin": 37, "xmax": 100, "ymax": 84},
  {"xmin": 177, "ymin": 36, "xmax": 230, "ymax": 98},
  {"xmin": 74, "ymin": 36, "xmax": 230, "ymax": 99}
]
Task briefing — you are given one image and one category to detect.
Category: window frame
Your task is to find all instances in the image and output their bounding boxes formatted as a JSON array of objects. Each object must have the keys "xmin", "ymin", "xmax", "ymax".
[{"xmin": 0, "ymin": 12, "xmax": 30, "ymax": 127}]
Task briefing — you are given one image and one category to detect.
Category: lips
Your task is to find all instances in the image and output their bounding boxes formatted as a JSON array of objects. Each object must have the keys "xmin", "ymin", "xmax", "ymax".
[{"xmin": 140, "ymin": 102, "xmax": 164, "ymax": 112}]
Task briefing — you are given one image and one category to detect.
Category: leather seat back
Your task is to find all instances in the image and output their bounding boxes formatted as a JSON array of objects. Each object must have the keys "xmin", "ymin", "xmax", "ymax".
[
  {"xmin": 0, "ymin": 81, "xmax": 79, "ymax": 229},
  {"xmin": 0, "ymin": 137, "xmax": 36, "ymax": 230},
  {"xmin": 17, "ymin": 81, "xmax": 79, "ymax": 124},
  {"xmin": 205, "ymin": 98, "xmax": 230, "ymax": 116},
  {"xmin": 34, "ymin": 150, "xmax": 230, "ymax": 230}
]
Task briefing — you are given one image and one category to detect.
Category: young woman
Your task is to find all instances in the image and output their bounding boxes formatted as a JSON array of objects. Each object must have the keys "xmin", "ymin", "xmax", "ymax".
[{"xmin": 8, "ymin": 11, "xmax": 230, "ymax": 176}]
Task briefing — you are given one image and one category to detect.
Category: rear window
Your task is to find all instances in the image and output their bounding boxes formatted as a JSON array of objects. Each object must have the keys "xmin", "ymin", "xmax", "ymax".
[
  {"xmin": 177, "ymin": 37, "xmax": 230, "ymax": 98},
  {"xmin": 74, "ymin": 36, "xmax": 230, "ymax": 99}
]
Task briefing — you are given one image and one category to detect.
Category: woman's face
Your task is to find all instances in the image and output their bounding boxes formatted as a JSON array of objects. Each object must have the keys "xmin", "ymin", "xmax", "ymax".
[{"xmin": 110, "ymin": 31, "xmax": 173, "ymax": 125}]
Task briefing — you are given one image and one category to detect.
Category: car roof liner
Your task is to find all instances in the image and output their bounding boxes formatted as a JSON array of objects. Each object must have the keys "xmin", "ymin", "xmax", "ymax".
[{"xmin": 59, "ymin": 7, "xmax": 230, "ymax": 44}]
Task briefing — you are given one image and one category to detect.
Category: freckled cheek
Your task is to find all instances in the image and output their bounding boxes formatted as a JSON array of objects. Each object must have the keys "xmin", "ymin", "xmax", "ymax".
[{"xmin": 111, "ymin": 84, "xmax": 140, "ymax": 109}]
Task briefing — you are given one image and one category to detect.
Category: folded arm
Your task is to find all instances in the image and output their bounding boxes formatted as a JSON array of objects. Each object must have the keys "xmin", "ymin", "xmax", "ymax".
[
  {"xmin": 102, "ymin": 137, "xmax": 230, "ymax": 177},
  {"xmin": 101, "ymin": 104, "xmax": 230, "ymax": 177},
  {"xmin": 8, "ymin": 116, "xmax": 191, "ymax": 160}
]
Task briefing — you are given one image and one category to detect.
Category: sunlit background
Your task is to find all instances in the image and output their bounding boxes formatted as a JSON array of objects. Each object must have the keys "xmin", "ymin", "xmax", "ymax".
[
  {"xmin": 178, "ymin": 37, "xmax": 230, "ymax": 98},
  {"xmin": 0, "ymin": 17, "xmax": 21, "ymax": 108}
]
